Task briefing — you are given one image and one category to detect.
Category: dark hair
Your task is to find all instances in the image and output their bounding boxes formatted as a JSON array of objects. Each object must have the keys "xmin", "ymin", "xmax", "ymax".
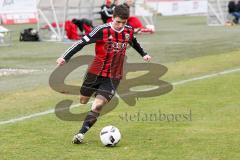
[{"xmin": 113, "ymin": 4, "xmax": 130, "ymax": 19}]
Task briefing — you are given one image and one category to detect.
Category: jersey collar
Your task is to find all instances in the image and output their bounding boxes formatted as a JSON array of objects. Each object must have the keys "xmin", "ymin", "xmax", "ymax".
[{"xmin": 110, "ymin": 22, "xmax": 125, "ymax": 33}]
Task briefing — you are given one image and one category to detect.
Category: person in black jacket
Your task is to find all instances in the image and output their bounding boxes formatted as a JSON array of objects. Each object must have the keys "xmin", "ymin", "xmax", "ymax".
[
  {"xmin": 236, "ymin": 0, "xmax": 240, "ymax": 11},
  {"xmin": 228, "ymin": 0, "xmax": 240, "ymax": 24},
  {"xmin": 100, "ymin": 0, "xmax": 116, "ymax": 23}
]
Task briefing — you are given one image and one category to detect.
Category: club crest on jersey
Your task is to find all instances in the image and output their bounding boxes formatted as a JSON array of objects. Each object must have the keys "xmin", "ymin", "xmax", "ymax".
[{"xmin": 125, "ymin": 34, "xmax": 130, "ymax": 41}]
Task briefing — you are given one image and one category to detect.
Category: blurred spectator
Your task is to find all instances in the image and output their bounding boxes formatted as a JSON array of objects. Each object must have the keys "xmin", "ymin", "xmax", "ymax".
[
  {"xmin": 236, "ymin": 0, "xmax": 240, "ymax": 11},
  {"xmin": 228, "ymin": 0, "xmax": 240, "ymax": 24},
  {"xmin": 100, "ymin": 0, "xmax": 116, "ymax": 23},
  {"xmin": 113, "ymin": 0, "xmax": 120, "ymax": 5},
  {"xmin": 123, "ymin": 0, "xmax": 154, "ymax": 33},
  {"xmin": 123, "ymin": 0, "xmax": 135, "ymax": 16},
  {"xmin": 65, "ymin": 21, "xmax": 80, "ymax": 40},
  {"xmin": 72, "ymin": 18, "xmax": 93, "ymax": 35},
  {"xmin": 124, "ymin": 0, "xmax": 134, "ymax": 8}
]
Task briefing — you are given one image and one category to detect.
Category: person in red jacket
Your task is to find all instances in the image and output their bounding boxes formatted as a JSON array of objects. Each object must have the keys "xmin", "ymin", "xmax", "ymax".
[
  {"xmin": 72, "ymin": 18, "xmax": 93, "ymax": 35},
  {"xmin": 56, "ymin": 4, "xmax": 151, "ymax": 144},
  {"xmin": 64, "ymin": 20, "xmax": 80, "ymax": 40}
]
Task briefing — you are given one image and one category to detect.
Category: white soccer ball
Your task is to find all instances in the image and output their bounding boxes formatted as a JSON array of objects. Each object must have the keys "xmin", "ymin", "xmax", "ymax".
[{"xmin": 100, "ymin": 125, "xmax": 121, "ymax": 147}]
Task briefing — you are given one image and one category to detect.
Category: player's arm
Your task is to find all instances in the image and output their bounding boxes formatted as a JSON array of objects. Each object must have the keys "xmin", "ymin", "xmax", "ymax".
[
  {"xmin": 56, "ymin": 27, "xmax": 103, "ymax": 66},
  {"xmin": 129, "ymin": 35, "xmax": 151, "ymax": 62}
]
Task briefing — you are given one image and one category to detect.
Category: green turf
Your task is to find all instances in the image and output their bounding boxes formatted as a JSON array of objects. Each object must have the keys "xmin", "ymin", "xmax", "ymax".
[
  {"xmin": 1, "ymin": 71, "xmax": 240, "ymax": 160},
  {"xmin": 0, "ymin": 16, "xmax": 240, "ymax": 160}
]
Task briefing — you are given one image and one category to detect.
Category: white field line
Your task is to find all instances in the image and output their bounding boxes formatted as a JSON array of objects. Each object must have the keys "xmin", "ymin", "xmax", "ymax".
[
  {"xmin": 0, "ymin": 68, "xmax": 40, "ymax": 77},
  {"xmin": 0, "ymin": 67, "xmax": 240, "ymax": 126}
]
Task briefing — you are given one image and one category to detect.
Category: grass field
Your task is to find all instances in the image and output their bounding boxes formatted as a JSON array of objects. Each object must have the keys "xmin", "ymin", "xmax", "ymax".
[{"xmin": 0, "ymin": 16, "xmax": 240, "ymax": 160}]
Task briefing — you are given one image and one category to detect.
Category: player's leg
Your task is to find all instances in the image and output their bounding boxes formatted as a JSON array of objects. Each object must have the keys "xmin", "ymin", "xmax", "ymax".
[
  {"xmin": 73, "ymin": 78, "xmax": 119, "ymax": 144},
  {"xmin": 79, "ymin": 72, "xmax": 99, "ymax": 104},
  {"xmin": 72, "ymin": 73, "xmax": 99, "ymax": 144},
  {"xmin": 72, "ymin": 95, "xmax": 108, "ymax": 144},
  {"xmin": 79, "ymin": 95, "xmax": 108, "ymax": 134},
  {"xmin": 80, "ymin": 95, "xmax": 90, "ymax": 104},
  {"xmin": 77, "ymin": 78, "xmax": 120, "ymax": 135}
]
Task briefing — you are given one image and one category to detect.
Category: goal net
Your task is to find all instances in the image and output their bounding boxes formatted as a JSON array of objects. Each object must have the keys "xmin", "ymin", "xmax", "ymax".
[
  {"xmin": 37, "ymin": 0, "xmax": 101, "ymax": 41},
  {"xmin": 37, "ymin": 0, "xmax": 157, "ymax": 41},
  {"xmin": 0, "ymin": 26, "xmax": 12, "ymax": 46},
  {"xmin": 207, "ymin": 0, "xmax": 231, "ymax": 26}
]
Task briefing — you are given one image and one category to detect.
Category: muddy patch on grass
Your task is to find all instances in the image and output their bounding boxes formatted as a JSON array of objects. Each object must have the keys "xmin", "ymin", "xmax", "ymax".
[{"xmin": 0, "ymin": 68, "xmax": 40, "ymax": 77}]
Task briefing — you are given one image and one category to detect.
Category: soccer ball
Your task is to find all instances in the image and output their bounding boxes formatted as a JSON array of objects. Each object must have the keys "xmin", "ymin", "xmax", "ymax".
[{"xmin": 100, "ymin": 125, "xmax": 121, "ymax": 147}]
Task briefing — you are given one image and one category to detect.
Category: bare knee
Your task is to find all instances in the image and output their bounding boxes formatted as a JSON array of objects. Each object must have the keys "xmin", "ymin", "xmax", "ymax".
[
  {"xmin": 91, "ymin": 95, "xmax": 108, "ymax": 113},
  {"xmin": 92, "ymin": 103, "xmax": 104, "ymax": 113},
  {"xmin": 80, "ymin": 96, "xmax": 90, "ymax": 104}
]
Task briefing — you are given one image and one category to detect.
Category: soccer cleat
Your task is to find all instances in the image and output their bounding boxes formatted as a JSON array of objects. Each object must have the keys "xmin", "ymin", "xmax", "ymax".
[{"xmin": 72, "ymin": 133, "xmax": 84, "ymax": 144}]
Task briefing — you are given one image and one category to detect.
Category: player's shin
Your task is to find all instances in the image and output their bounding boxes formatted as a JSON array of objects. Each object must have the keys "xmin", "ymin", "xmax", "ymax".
[
  {"xmin": 79, "ymin": 110, "xmax": 100, "ymax": 134},
  {"xmin": 78, "ymin": 95, "xmax": 107, "ymax": 134}
]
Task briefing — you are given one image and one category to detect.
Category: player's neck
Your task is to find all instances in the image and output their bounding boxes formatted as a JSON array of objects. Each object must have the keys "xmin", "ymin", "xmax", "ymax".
[{"xmin": 110, "ymin": 22, "xmax": 125, "ymax": 33}]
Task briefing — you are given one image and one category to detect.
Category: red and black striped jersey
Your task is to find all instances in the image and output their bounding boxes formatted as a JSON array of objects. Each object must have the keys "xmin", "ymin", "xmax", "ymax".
[{"xmin": 62, "ymin": 22, "xmax": 147, "ymax": 79}]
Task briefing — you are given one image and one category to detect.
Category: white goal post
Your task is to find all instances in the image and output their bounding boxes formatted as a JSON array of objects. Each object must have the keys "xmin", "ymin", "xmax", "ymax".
[
  {"xmin": 207, "ymin": 0, "xmax": 232, "ymax": 26},
  {"xmin": 37, "ymin": 0, "xmax": 157, "ymax": 41},
  {"xmin": 37, "ymin": 0, "xmax": 101, "ymax": 41}
]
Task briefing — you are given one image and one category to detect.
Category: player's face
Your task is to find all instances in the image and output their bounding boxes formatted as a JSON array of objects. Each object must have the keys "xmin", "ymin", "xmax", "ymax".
[{"xmin": 112, "ymin": 17, "xmax": 127, "ymax": 31}]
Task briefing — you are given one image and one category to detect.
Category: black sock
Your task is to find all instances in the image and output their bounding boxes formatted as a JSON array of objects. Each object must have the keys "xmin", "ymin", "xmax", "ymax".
[{"xmin": 79, "ymin": 110, "xmax": 100, "ymax": 134}]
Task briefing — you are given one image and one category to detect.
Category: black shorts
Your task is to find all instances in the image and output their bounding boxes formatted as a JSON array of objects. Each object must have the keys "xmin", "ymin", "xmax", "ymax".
[{"xmin": 80, "ymin": 73, "xmax": 120, "ymax": 101}]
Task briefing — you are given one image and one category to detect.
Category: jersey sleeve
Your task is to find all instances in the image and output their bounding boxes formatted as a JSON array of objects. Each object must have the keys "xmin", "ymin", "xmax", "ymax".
[
  {"xmin": 129, "ymin": 34, "xmax": 147, "ymax": 57},
  {"xmin": 61, "ymin": 26, "xmax": 103, "ymax": 61}
]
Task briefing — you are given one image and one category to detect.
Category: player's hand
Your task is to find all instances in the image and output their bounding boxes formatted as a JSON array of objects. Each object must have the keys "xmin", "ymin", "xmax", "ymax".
[
  {"xmin": 143, "ymin": 55, "xmax": 151, "ymax": 62},
  {"xmin": 56, "ymin": 57, "xmax": 66, "ymax": 66}
]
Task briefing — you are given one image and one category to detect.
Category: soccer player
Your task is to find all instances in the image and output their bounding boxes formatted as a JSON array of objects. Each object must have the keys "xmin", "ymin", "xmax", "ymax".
[{"xmin": 56, "ymin": 4, "xmax": 151, "ymax": 144}]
